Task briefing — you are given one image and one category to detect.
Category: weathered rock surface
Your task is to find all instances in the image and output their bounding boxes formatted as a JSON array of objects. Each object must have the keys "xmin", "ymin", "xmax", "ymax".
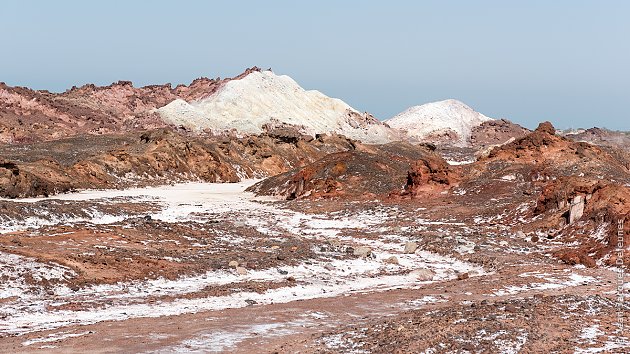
[
  {"xmin": 534, "ymin": 176, "xmax": 630, "ymax": 267},
  {"xmin": 562, "ymin": 127, "xmax": 630, "ymax": 153},
  {"xmin": 353, "ymin": 246, "xmax": 373, "ymax": 258},
  {"xmin": 0, "ymin": 129, "xmax": 356, "ymax": 198},
  {"xmin": 469, "ymin": 119, "xmax": 530, "ymax": 148}
]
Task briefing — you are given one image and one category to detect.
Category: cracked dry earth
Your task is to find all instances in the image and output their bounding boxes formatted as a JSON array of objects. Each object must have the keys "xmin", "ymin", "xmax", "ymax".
[{"xmin": 0, "ymin": 180, "xmax": 628, "ymax": 353}]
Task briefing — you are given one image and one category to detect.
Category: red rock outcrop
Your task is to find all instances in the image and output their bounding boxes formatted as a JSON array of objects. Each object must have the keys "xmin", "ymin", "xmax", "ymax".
[
  {"xmin": 463, "ymin": 122, "xmax": 630, "ymax": 268},
  {"xmin": 474, "ymin": 121, "xmax": 630, "ymax": 182},
  {"xmin": 248, "ymin": 142, "xmax": 454, "ymax": 200},
  {"xmin": 563, "ymin": 127, "xmax": 630, "ymax": 153},
  {"xmin": 534, "ymin": 177, "xmax": 630, "ymax": 267},
  {"xmin": 399, "ymin": 156, "xmax": 454, "ymax": 197}
]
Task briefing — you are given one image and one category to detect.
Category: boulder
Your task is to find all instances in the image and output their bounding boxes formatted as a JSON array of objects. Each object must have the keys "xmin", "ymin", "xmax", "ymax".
[
  {"xmin": 403, "ymin": 242, "xmax": 418, "ymax": 254},
  {"xmin": 409, "ymin": 268, "xmax": 436, "ymax": 281},
  {"xmin": 235, "ymin": 266, "xmax": 248, "ymax": 275},
  {"xmin": 353, "ymin": 246, "xmax": 372, "ymax": 258},
  {"xmin": 384, "ymin": 256, "xmax": 399, "ymax": 265}
]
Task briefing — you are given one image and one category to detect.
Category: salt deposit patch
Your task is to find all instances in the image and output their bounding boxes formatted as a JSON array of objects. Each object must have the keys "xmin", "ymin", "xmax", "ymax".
[
  {"xmin": 0, "ymin": 254, "xmax": 483, "ymax": 335},
  {"xmin": 0, "ymin": 180, "xmax": 262, "ymax": 233},
  {"xmin": 0, "ymin": 251, "xmax": 76, "ymax": 299},
  {"xmin": 491, "ymin": 273, "xmax": 598, "ymax": 296},
  {"xmin": 153, "ymin": 320, "xmax": 313, "ymax": 353},
  {"xmin": 0, "ymin": 181, "xmax": 486, "ymax": 335},
  {"xmin": 22, "ymin": 330, "xmax": 93, "ymax": 347}
]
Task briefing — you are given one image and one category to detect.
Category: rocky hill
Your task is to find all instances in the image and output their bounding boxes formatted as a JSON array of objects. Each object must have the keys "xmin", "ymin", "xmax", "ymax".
[
  {"xmin": 157, "ymin": 70, "xmax": 400, "ymax": 144},
  {"xmin": 468, "ymin": 122, "xmax": 630, "ymax": 267},
  {"xmin": 1, "ymin": 67, "xmax": 402, "ymax": 145},
  {"xmin": 385, "ymin": 99, "xmax": 495, "ymax": 146},
  {"xmin": 562, "ymin": 127, "xmax": 630, "ymax": 153}
]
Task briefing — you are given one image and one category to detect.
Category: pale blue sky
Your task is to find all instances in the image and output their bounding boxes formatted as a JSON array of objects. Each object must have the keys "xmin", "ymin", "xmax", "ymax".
[{"xmin": 1, "ymin": 1, "xmax": 628, "ymax": 130}]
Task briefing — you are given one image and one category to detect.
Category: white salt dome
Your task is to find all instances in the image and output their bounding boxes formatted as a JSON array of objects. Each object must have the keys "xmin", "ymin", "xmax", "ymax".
[
  {"xmin": 157, "ymin": 70, "xmax": 400, "ymax": 144},
  {"xmin": 385, "ymin": 99, "xmax": 493, "ymax": 146}
]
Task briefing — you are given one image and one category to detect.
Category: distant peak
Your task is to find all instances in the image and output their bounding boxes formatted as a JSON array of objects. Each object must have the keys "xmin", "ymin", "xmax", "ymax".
[{"xmin": 386, "ymin": 99, "xmax": 493, "ymax": 147}]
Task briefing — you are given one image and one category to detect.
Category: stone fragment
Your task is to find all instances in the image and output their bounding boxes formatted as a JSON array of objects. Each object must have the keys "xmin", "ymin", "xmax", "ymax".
[
  {"xmin": 353, "ymin": 246, "xmax": 372, "ymax": 258},
  {"xmin": 409, "ymin": 268, "xmax": 436, "ymax": 281},
  {"xmin": 236, "ymin": 266, "xmax": 248, "ymax": 275},
  {"xmin": 384, "ymin": 256, "xmax": 399, "ymax": 265},
  {"xmin": 403, "ymin": 242, "xmax": 418, "ymax": 254}
]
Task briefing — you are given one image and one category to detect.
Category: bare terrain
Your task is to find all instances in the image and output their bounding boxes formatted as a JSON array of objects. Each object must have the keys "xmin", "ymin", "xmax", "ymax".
[{"xmin": 0, "ymin": 69, "xmax": 628, "ymax": 353}]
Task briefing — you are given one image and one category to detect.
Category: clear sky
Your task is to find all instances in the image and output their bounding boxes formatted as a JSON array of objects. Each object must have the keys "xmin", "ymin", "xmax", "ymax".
[{"xmin": 1, "ymin": 0, "xmax": 628, "ymax": 130}]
